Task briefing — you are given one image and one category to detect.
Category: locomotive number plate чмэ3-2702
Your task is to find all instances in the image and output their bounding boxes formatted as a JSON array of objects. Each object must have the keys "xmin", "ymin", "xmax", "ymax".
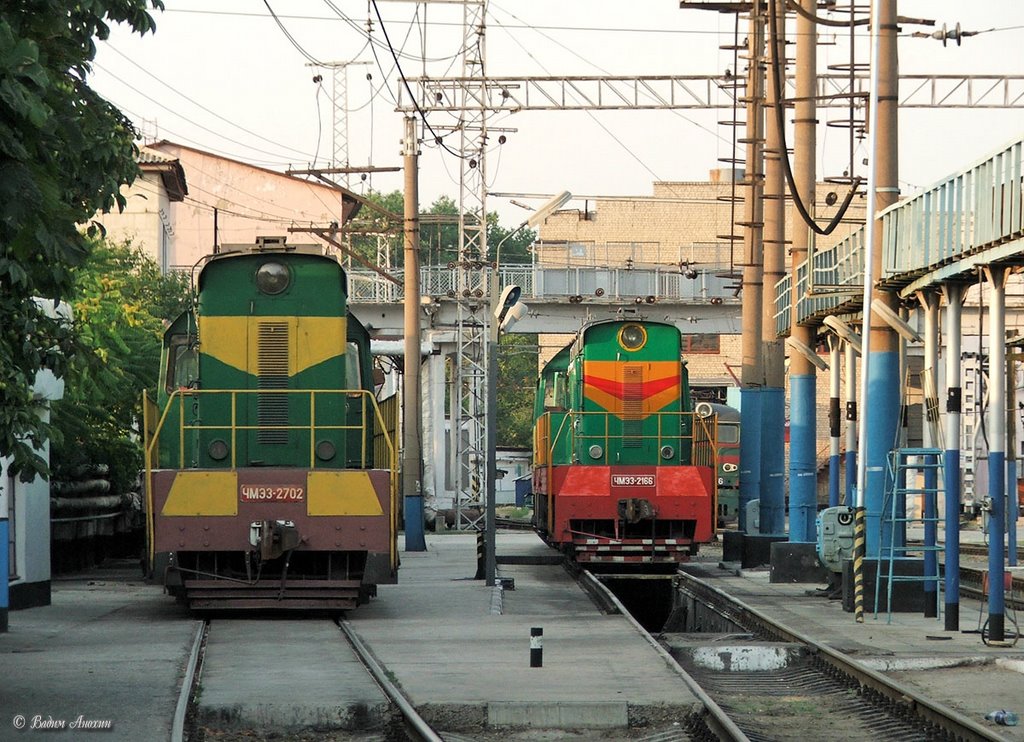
[{"xmin": 239, "ymin": 485, "xmax": 306, "ymax": 502}]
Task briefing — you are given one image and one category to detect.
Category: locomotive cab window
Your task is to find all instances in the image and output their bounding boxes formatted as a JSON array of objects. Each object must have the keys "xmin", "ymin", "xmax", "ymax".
[
  {"xmin": 165, "ymin": 337, "xmax": 198, "ymax": 393},
  {"xmin": 346, "ymin": 341, "xmax": 362, "ymax": 396},
  {"xmin": 718, "ymin": 423, "xmax": 739, "ymax": 444},
  {"xmin": 545, "ymin": 373, "xmax": 567, "ymax": 410}
]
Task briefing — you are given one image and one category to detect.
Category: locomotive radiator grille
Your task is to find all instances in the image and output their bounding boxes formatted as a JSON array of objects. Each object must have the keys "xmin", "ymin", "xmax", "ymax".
[
  {"xmin": 257, "ymin": 321, "xmax": 289, "ymax": 444},
  {"xmin": 622, "ymin": 364, "xmax": 643, "ymax": 447}
]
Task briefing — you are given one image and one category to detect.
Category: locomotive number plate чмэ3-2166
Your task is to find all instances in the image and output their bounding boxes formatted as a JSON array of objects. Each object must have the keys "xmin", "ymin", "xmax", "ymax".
[{"xmin": 610, "ymin": 474, "xmax": 656, "ymax": 488}]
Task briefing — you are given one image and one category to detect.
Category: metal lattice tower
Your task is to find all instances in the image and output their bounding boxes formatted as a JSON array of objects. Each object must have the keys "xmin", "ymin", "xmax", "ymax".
[
  {"xmin": 331, "ymin": 61, "xmax": 372, "ymax": 188},
  {"xmin": 453, "ymin": 0, "xmax": 490, "ymax": 530}
]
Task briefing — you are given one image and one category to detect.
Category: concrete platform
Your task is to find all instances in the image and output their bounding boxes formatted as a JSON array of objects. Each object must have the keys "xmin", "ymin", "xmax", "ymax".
[
  {"xmin": 0, "ymin": 534, "xmax": 700, "ymax": 740},
  {"xmin": 695, "ymin": 523, "xmax": 1024, "ymax": 739},
  {"xmin": 0, "ymin": 563, "xmax": 197, "ymax": 740},
  {"xmin": 348, "ymin": 531, "xmax": 701, "ymax": 733}
]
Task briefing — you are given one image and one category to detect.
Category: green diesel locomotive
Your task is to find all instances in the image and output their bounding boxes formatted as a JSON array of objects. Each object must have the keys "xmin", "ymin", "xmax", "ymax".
[
  {"xmin": 532, "ymin": 319, "xmax": 718, "ymax": 567},
  {"xmin": 143, "ymin": 238, "xmax": 398, "ymax": 610}
]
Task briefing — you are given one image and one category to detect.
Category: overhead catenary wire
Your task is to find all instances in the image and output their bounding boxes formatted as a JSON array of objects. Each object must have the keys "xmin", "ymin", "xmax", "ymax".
[
  {"xmin": 369, "ymin": 0, "xmax": 466, "ymax": 160},
  {"xmin": 100, "ymin": 43, "xmax": 315, "ymax": 160}
]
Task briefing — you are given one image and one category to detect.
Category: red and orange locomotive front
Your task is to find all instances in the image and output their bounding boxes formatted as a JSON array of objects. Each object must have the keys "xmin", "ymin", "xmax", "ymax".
[{"xmin": 532, "ymin": 320, "xmax": 717, "ymax": 567}]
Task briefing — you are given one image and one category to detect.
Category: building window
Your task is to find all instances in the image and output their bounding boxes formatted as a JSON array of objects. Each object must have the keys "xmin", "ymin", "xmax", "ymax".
[{"xmin": 682, "ymin": 334, "xmax": 720, "ymax": 354}]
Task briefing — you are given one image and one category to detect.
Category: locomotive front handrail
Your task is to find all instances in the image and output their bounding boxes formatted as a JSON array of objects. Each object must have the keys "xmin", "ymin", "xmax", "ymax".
[
  {"xmin": 142, "ymin": 387, "xmax": 398, "ymax": 568},
  {"xmin": 146, "ymin": 388, "xmax": 395, "ymax": 471},
  {"xmin": 543, "ymin": 410, "xmax": 718, "ymax": 467}
]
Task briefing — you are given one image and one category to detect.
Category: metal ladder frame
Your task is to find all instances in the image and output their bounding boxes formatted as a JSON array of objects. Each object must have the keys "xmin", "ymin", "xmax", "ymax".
[{"xmin": 874, "ymin": 447, "xmax": 944, "ymax": 623}]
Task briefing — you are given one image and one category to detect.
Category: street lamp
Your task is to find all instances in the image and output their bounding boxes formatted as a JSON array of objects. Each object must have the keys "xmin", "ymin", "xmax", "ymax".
[{"xmin": 484, "ymin": 191, "xmax": 572, "ymax": 586}]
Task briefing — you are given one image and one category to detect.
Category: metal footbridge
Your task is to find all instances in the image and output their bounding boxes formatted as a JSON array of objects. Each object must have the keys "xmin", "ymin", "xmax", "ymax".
[{"xmin": 775, "ymin": 134, "xmax": 1024, "ymax": 332}]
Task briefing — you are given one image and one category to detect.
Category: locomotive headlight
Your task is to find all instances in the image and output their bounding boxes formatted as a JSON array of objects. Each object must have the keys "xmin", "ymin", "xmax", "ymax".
[
  {"xmin": 660, "ymin": 445, "xmax": 675, "ymax": 460},
  {"xmin": 722, "ymin": 462, "xmax": 738, "ymax": 473},
  {"xmin": 208, "ymin": 439, "xmax": 229, "ymax": 461},
  {"xmin": 618, "ymin": 323, "xmax": 647, "ymax": 351},
  {"xmin": 588, "ymin": 444, "xmax": 603, "ymax": 460},
  {"xmin": 315, "ymin": 440, "xmax": 337, "ymax": 461},
  {"xmin": 256, "ymin": 262, "xmax": 291, "ymax": 295}
]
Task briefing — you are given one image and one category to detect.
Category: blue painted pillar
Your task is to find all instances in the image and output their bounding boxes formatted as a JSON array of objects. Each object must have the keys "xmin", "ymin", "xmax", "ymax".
[
  {"xmin": 739, "ymin": 388, "xmax": 763, "ymax": 533},
  {"xmin": 789, "ymin": 374, "xmax": 817, "ymax": 542},
  {"xmin": 760, "ymin": 387, "xmax": 786, "ymax": 535},
  {"xmin": 845, "ymin": 341, "xmax": 858, "ymax": 505},
  {"xmin": 864, "ymin": 350, "xmax": 901, "ymax": 559},
  {"xmin": 942, "ymin": 284, "xmax": 962, "ymax": 631},
  {"xmin": 920, "ymin": 292, "xmax": 940, "ymax": 617},
  {"xmin": 828, "ymin": 338, "xmax": 842, "ymax": 508},
  {"xmin": 985, "ymin": 267, "xmax": 1007, "ymax": 642}
]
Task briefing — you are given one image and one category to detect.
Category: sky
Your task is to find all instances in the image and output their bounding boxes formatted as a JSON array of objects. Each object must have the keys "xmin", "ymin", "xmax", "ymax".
[{"xmin": 91, "ymin": 2, "xmax": 1024, "ymax": 226}]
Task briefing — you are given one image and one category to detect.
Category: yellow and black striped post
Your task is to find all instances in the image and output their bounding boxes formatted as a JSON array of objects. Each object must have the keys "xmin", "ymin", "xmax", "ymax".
[
  {"xmin": 853, "ymin": 506, "xmax": 867, "ymax": 623},
  {"xmin": 474, "ymin": 529, "xmax": 485, "ymax": 580}
]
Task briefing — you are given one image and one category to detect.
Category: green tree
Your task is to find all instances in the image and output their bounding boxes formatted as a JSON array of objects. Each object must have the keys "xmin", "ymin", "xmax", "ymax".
[
  {"xmin": 51, "ymin": 239, "xmax": 190, "ymax": 493},
  {"xmin": 353, "ymin": 190, "xmax": 536, "ymax": 268},
  {"xmin": 0, "ymin": 1, "xmax": 164, "ymax": 480},
  {"xmin": 496, "ymin": 334, "xmax": 539, "ymax": 448}
]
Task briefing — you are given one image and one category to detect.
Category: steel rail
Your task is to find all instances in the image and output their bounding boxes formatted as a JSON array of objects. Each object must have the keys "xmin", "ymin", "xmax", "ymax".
[
  {"xmin": 580, "ymin": 570, "xmax": 750, "ymax": 741},
  {"xmin": 170, "ymin": 620, "xmax": 207, "ymax": 742},
  {"xmin": 675, "ymin": 571, "xmax": 1002, "ymax": 741},
  {"xmin": 338, "ymin": 619, "xmax": 443, "ymax": 742}
]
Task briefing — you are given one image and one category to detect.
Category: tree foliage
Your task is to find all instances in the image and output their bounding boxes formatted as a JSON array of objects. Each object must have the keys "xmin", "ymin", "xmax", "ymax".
[
  {"xmin": 496, "ymin": 334, "xmax": 539, "ymax": 449},
  {"xmin": 354, "ymin": 190, "xmax": 537, "ymax": 268},
  {"xmin": 51, "ymin": 239, "xmax": 190, "ymax": 493},
  {"xmin": 0, "ymin": 1, "xmax": 164, "ymax": 480}
]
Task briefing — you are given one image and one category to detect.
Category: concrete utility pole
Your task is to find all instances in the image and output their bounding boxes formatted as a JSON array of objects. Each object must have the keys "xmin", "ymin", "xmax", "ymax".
[
  {"xmin": 402, "ymin": 115, "xmax": 426, "ymax": 552},
  {"xmin": 858, "ymin": 0, "xmax": 901, "ymax": 560},
  {"xmin": 760, "ymin": 0, "xmax": 787, "ymax": 537},
  {"xmin": 738, "ymin": 1, "xmax": 766, "ymax": 534},
  {"xmin": 787, "ymin": 0, "xmax": 819, "ymax": 545}
]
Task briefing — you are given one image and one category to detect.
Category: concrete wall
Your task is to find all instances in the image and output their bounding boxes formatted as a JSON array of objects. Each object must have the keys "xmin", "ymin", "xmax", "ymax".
[
  {"xmin": 148, "ymin": 142, "xmax": 348, "ymax": 270},
  {"xmin": 102, "ymin": 170, "xmax": 173, "ymax": 270},
  {"xmin": 2, "ymin": 300, "xmax": 68, "ymax": 630}
]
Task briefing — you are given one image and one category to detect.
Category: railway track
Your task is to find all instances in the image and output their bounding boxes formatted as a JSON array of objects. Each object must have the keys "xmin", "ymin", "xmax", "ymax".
[
  {"xmin": 170, "ymin": 619, "xmax": 444, "ymax": 742},
  {"xmin": 580, "ymin": 568, "xmax": 1003, "ymax": 741},
  {"xmin": 668, "ymin": 570, "xmax": 1003, "ymax": 741}
]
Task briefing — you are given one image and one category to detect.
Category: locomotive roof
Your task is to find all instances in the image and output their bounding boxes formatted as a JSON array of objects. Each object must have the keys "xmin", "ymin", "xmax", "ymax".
[{"xmin": 577, "ymin": 317, "xmax": 674, "ymax": 336}]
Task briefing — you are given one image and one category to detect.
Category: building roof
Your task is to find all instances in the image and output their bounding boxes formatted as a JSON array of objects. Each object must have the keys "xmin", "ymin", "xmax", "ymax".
[
  {"xmin": 143, "ymin": 140, "xmax": 386, "ymax": 226},
  {"xmin": 138, "ymin": 146, "xmax": 187, "ymax": 202}
]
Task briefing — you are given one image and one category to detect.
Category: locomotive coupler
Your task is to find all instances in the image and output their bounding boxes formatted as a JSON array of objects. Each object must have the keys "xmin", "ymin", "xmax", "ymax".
[
  {"xmin": 617, "ymin": 498, "xmax": 656, "ymax": 524},
  {"xmin": 249, "ymin": 520, "xmax": 300, "ymax": 561}
]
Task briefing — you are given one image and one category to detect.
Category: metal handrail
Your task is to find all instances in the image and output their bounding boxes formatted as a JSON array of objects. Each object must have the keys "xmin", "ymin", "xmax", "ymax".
[
  {"xmin": 543, "ymin": 410, "xmax": 718, "ymax": 466},
  {"xmin": 142, "ymin": 388, "xmax": 398, "ymax": 568}
]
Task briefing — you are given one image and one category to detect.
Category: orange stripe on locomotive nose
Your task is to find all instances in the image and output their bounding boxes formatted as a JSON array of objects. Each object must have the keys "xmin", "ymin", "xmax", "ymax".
[{"xmin": 582, "ymin": 360, "xmax": 681, "ymax": 416}]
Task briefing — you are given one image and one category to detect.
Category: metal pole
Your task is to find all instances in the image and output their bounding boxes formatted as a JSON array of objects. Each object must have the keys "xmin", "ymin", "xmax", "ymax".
[
  {"xmin": 921, "ymin": 291, "xmax": 940, "ymax": 617},
  {"xmin": 1008, "ymin": 351, "xmax": 1020, "ymax": 568},
  {"xmin": 485, "ymin": 292, "xmax": 498, "ymax": 585},
  {"xmin": 829, "ymin": 337, "xmax": 842, "ymax": 508},
  {"xmin": 853, "ymin": 0, "xmax": 886, "ymax": 623},
  {"xmin": 789, "ymin": 0, "xmax": 818, "ymax": 543},
  {"xmin": 738, "ymin": 0, "xmax": 765, "ymax": 535},
  {"xmin": 942, "ymin": 283, "xmax": 962, "ymax": 631},
  {"xmin": 403, "ymin": 116, "xmax": 426, "ymax": 552},
  {"xmin": 761, "ymin": 0, "xmax": 787, "ymax": 536},
  {"xmin": 845, "ymin": 341, "xmax": 858, "ymax": 505},
  {"xmin": 985, "ymin": 266, "xmax": 1007, "ymax": 643}
]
